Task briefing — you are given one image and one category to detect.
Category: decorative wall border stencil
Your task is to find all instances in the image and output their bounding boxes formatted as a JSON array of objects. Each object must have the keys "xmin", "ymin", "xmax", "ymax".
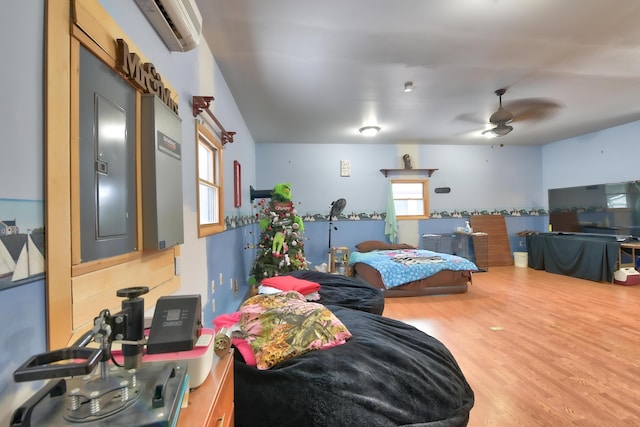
[
  {"xmin": 223, "ymin": 207, "xmax": 548, "ymax": 229},
  {"xmin": 0, "ymin": 199, "xmax": 45, "ymax": 291}
]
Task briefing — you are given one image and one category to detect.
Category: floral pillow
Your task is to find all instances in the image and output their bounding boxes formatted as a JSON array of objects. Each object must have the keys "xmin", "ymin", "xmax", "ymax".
[{"xmin": 239, "ymin": 291, "xmax": 352, "ymax": 370}]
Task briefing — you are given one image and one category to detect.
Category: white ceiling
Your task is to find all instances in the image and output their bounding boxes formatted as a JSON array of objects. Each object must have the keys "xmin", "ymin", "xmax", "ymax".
[{"xmin": 196, "ymin": 0, "xmax": 640, "ymax": 146}]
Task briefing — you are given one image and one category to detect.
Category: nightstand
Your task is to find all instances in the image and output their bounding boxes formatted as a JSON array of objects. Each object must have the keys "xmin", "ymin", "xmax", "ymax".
[{"xmin": 178, "ymin": 349, "xmax": 234, "ymax": 426}]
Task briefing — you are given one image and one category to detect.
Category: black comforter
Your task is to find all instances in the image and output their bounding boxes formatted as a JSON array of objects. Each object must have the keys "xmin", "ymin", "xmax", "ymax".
[
  {"xmin": 288, "ymin": 269, "xmax": 385, "ymax": 314},
  {"xmin": 234, "ymin": 304, "xmax": 474, "ymax": 426}
]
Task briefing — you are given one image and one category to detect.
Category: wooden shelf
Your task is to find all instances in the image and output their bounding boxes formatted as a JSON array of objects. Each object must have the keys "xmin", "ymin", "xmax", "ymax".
[{"xmin": 380, "ymin": 168, "xmax": 438, "ymax": 177}]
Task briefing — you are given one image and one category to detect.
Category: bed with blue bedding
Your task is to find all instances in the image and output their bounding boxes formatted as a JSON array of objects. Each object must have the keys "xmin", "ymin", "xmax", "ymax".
[{"xmin": 349, "ymin": 241, "xmax": 478, "ymax": 297}]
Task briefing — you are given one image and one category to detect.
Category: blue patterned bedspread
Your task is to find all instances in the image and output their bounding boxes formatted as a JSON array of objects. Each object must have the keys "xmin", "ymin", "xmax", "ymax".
[{"xmin": 349, "ymin": 249, "xmax": 478, "ymax": 289}]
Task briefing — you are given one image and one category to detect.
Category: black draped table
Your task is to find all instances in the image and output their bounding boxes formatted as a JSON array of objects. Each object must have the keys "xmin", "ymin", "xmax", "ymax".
[{"xmin": 526, "ymin": 233, "xmax": 620, "ymax": 282}]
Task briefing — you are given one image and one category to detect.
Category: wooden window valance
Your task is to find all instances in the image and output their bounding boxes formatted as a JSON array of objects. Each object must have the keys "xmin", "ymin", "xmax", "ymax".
[{"xmin": 192, "ymin": 96, "xmax": 236, "ymax": 145}]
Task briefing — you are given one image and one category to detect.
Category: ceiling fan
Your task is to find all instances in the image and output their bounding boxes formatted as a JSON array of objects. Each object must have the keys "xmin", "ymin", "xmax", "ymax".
[
  {"xmin": 483, "ymin": 88, "xmax": 514, "ymax": 137},
  {"xmin": 481, "ymin": 88, "xmax": 561, "ymax": 138}
]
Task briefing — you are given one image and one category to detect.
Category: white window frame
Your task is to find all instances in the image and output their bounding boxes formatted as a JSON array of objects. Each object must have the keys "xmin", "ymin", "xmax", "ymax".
[
  {"xmin": 391, "ymin": 179, "xmax": 430, "ymax": 220},
  {"xmin": 196, "ymin": 122, "xmax": 225, "ymax": 237}
]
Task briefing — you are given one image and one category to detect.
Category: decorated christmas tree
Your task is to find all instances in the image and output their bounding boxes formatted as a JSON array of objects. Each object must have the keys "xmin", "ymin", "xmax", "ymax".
[{"xmin": 248, "ymin": 183, "xmax": 308, "ymax": 286}]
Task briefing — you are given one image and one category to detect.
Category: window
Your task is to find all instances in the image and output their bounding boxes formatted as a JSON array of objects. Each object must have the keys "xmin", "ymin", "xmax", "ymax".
[
  {"xmin": 196, "ymin": 122, "xmax": 225, "ymax": 236},
  {"xmin": 391, "ymin": 179, "xmax": 429, "ymax": 219}
]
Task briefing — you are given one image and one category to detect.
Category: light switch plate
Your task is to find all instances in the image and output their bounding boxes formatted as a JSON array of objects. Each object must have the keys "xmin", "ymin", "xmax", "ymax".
[{"xmin": 340, "ymin": 160, "xmax": 350, "ymax": 177}]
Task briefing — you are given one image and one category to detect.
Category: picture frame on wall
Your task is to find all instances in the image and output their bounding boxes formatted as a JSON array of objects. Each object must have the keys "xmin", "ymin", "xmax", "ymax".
[{"xmin": 234, "ymin": 160, "xmax": 242, "ymax": 207}]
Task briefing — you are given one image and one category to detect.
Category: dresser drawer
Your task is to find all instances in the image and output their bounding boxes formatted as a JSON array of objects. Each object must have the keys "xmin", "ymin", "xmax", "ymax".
[
  {"xmin": 208, "ymin": 360, "xmax": 234, "ymax": 426},
  {"xmin": 178, "ymin": 351, "xmax": 234, "ymax": 426}
]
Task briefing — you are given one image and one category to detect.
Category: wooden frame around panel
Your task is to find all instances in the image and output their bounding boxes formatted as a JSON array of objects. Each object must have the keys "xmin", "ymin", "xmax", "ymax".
[
  {"xmin": 46, "ymin": 0, "xmax": 73, "ymax": 350},
  {"xmin": 46, "ymin": 0, "xmax": 181, "ymax": 350}
]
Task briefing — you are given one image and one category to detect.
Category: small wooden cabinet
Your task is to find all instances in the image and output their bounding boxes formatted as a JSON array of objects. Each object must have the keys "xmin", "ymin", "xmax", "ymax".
[{"xmin": 178, "ymin": 349, "xmax": 234, "ymax": 426}]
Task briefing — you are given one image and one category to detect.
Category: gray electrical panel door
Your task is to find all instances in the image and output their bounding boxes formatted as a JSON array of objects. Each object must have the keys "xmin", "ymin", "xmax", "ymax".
[
  {"xmin": 141, "ymin": 94, "xmax": 184, "ymax": 250},
  {"xmin": 79, "ymin": 46, "xmax": 137, "ymax": 263}
]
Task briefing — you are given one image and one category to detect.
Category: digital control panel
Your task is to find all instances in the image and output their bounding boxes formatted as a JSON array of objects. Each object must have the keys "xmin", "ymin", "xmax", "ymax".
[{"xmin": 146, "ymin": 295, "xmax": 202, "ymax": 354}]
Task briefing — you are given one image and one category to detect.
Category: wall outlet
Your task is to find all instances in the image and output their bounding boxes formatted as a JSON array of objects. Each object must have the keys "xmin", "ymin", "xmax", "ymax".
[
  {"xmin": 519, "ymin": 240, "xmax": 525, "ymax": 247},
  {"xmin": 230, "ymin": 278, "xmax": 233, "ymax": 289},
  {"xmin": 211, "ymin": 280, "xmax": 216, "ymax": 293},
  {"xmin": 211, "ymin": 298, "xmax": 216, "ymax": 312}
]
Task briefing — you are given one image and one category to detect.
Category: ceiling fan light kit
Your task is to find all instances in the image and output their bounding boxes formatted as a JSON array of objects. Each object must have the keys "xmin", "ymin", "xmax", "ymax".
[
  {"xmin": 491, "ymin": 124, "xmax": 513, "ymax": 137},
  {"xmin": 359, "ymin": 125, "xmax": 380, "ymax": 136}
]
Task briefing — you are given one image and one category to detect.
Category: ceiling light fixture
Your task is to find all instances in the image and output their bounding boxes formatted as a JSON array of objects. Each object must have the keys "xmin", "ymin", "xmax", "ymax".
[
  {"xmin": 403, "ymin": 81, "xmax": 414, "ymax": 93},
  {"xmin": 482, "ymin": 123, "xmax": 513, "ymax": 138},
  {"xmin": 491, "ymin": 124, "xmax": 513, "ymax": 137},
  {"xmin": 359, "ymin": 126, "xmax": 381, "ymax": 137}
]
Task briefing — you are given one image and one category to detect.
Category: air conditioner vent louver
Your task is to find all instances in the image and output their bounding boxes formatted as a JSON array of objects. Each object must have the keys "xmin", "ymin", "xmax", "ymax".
[{"xmin": 135, "ymin": 0, "xmax": 203, "ymax": 52}]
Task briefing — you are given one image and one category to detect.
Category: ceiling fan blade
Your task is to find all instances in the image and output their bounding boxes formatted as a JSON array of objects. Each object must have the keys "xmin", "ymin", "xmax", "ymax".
[
  {"xmin": 507, "ymin": 98, "xmax": 562, "ymax": 123},
  {"xmin": 454, "ymin": 112, "xmax": 487, "ymax": 125}
]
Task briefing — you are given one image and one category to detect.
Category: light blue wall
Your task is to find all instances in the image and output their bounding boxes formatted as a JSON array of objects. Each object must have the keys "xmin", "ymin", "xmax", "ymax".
[
  {"xmin": 0, "ymin": 2, "xmax": 43, "ymax": 202},
  {"xmin": 542, "ymin": 120, "xmax": 640, "ymax": 190},
  {"xmin": 0, "ymin": 280, "xmax": 47, "ymax": 427},
  {"xmin": 3, "ymin": 0, "xmax": 640, "ymax": 421},
  {"xmin": 255, "ymin": 142, "xmax": 545, "ymax": 260},
  {"xmin": 256, "ymin": 143, "xmax": 544, "ymax": 214},
  {"xmin": 0, "ymin": 2, "xmax": 46, "ymax": 424}
]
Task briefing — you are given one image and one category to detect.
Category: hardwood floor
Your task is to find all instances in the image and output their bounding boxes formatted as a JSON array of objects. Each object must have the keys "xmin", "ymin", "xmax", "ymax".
[{"xmin": 382, "ymin": 266, "xmax": 640, "ymax": 427}]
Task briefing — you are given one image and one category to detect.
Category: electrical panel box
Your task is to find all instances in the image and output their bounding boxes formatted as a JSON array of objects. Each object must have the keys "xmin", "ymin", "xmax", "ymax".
[
  {"xmin": 141, "ymin": 94, "xmax": 184, "ymax": 250},
  {"xmin": 79, "ymin": 46, "xmax": 138, "ymax": 263}
]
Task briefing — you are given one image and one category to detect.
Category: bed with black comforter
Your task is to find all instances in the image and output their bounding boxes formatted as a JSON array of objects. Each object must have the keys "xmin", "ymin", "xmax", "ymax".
[
  {"xmin": 232, "ymin": 272, "xmax": 474, "ymax": 427},
  {"xmin": 290, "ymin": 269, "xmax": 386, "ymax": 314}
]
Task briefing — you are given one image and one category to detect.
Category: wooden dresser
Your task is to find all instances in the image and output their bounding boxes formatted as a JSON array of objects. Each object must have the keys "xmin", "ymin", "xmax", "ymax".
[
  {"xmin": 469, "ymin": 214, "xmax": 514, "ymax": 266},
  {"xmin": 178, "ymin": 349, "xmax": 234, "ymax": 426}
]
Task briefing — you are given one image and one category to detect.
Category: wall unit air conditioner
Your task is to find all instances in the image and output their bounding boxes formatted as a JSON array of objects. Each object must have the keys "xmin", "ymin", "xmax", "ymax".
[{"xmin": 135, "ymin": 0, "xmax": 203, "ymax": 52}]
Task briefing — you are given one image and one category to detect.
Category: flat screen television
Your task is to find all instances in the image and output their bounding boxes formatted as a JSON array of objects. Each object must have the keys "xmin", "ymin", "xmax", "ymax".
[{"xmin": 548, "ymin": 181, "xmax": 640, "ymax": 236}]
